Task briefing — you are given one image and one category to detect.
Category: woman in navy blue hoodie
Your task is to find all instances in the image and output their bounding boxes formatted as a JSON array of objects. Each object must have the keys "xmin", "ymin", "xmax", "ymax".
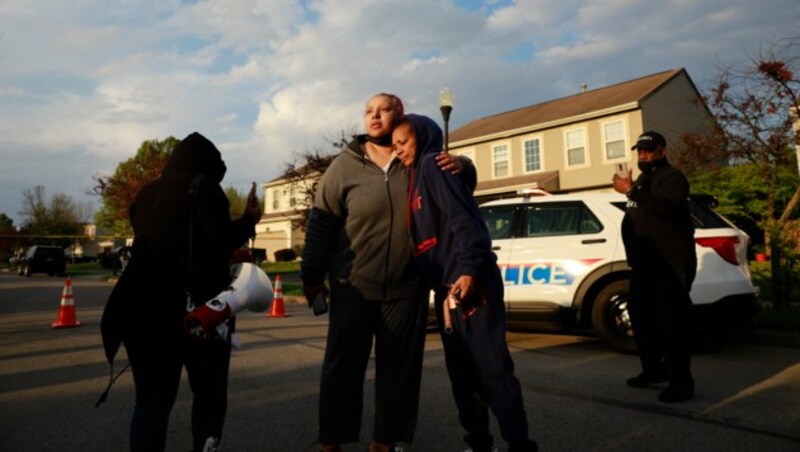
[{"xmin": 393, "ymin": 114, "xmax": 538, "ymax": 452}]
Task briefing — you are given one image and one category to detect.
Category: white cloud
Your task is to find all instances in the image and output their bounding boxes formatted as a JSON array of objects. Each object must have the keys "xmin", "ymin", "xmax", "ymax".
[
  {"xmin": 0, "ymin": 0, "xmax": 799, "ymax": 225},
  {"xmin": 401, "ymin": 56, "xmax": 450, "ymax": 75}
]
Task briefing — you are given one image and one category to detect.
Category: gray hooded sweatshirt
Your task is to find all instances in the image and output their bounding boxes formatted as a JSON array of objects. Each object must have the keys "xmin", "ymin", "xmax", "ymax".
[{"xmin": 301, "ymin": 135, "xmax": 421, "ymax": 301}]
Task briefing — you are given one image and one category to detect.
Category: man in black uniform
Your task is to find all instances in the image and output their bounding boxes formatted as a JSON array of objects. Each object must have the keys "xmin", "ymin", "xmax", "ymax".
[{"xmin": 612, "ymin": 131, "xmax": 697, "ymax": 403}]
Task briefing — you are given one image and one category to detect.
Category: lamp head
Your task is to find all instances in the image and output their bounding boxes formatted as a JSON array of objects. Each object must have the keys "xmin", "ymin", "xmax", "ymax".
[
  {"xmin": 439, "ymin": 86, "xmax": 454, "ymax": 109},
  {"xmin": 439, "ymin": 86, "xmax": 453, "ymax": 123}
]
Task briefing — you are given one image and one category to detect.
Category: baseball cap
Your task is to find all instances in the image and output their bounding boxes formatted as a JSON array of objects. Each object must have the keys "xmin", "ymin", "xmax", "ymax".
[{"xmin": 631, "ymin": 131, "xmax": 666, "ymax": 151}]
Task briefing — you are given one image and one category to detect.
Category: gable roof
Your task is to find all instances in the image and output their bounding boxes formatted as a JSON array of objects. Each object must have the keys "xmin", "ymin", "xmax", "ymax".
[{"xmin": 450, "ymin": 68, "xmax": 688, "ymax": 144}]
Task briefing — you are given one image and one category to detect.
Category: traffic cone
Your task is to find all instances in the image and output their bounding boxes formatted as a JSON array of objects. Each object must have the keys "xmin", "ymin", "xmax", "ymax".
[
  {"xmin": 53, "ymin": 277, "xmax": 81, "ymax": 328},
  {"xmin": 267, "ymin": 274, "xmax": 288, "ymax": 318}
]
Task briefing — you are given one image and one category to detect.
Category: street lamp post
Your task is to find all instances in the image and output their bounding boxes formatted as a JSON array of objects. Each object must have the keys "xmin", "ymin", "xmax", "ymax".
[{"xmin": 439, "ymin": 86, "xmax": 454, "ymax": 153}]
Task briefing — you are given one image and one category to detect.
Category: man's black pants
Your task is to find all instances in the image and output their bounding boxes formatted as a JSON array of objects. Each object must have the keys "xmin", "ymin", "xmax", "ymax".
[{"xmin": 628, "ymin": 265, "xmax": 695, "ymax": 386}]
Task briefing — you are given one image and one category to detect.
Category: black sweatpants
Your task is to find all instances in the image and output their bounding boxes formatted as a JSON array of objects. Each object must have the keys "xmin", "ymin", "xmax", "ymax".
[
  {"xmin": 125, "ymin": 330, "xmax": 232, "ymax": 452},
  {"xmin": 318, "ymin": 289, "xmax": 428, "ymax": 445},
  {"xmin": 434, "ymin": 269, "xmax": 537, "ymax": 452},
  {"xmin": 628, "ymin": 264, "xmax": 695, "ymax": 386}
]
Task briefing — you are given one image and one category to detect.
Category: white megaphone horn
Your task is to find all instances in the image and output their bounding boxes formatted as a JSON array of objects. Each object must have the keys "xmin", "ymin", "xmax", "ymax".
[{"xmin": 185, "ymin": 262, "xmax": 273, "ymax": 339}]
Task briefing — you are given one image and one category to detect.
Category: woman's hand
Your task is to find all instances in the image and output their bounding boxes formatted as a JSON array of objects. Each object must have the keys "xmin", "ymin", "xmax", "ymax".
[
  {"xmin": 303, "ymin": 283, "xmax": 329, "ymax": 308},
  {"xmin": 443, "ymin": 274, "xmax": 475, "ymax": 333},
  {"xmin": 447, "ymin": 274, "xmax": 475, "ymax": 306},
  {"xmin": 435, "ymin": 152, "xmax": 463, "ymax": 174}
]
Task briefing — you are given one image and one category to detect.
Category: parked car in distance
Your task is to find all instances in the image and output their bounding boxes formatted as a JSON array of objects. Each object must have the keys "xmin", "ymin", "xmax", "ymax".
[
  {"xmin": 251, "ymin": 248, "xmax": 267, "ymax": 265},
  {"xmin": 65, "ymin": 252, "xmax": 97, "ymax": 264},
  {"xmin": 17, "ymin": 245, "xmax": 67, "ymax": 277},
  {"xmin": 431, "ymin": 190, "xmax": 758, "ymax": 352}
]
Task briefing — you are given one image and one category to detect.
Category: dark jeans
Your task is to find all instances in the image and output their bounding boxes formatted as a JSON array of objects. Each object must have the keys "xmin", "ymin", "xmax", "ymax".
[
  {"xmin": 318, "ymin": 290, "xmax": 428, "ymax": 445},
  {"xmin": 628, "ymin": 265, "xmax": 695, "ymax": 386},
  {"xmin": 125, "ymin": 331, "xmax": 231, "ymax": 452},
  {"xmin": 434, "ymin": 268, "xmax": 537, "ymax": 452}
]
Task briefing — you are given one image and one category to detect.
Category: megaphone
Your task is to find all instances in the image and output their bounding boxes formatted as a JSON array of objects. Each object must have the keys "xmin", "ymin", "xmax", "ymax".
[{"xmin": 185, "ymin": 262, "xmax": 273, "ymax": 339}]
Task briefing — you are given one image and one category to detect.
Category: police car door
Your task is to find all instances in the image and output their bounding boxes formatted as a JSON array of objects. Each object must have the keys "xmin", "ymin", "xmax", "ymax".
[
  {"xmin": 503, "ymin": 200, "xmax": 615, "ymax": 326},
  {"xmin": 481, "ymin": 204, "xmax": 518, "ymax": 310}
]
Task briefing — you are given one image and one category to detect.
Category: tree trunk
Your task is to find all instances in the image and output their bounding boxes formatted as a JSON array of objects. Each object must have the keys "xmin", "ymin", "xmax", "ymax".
[{"xmin": 778, "ymin": 186, "xmax": 800, "ymax": 224}]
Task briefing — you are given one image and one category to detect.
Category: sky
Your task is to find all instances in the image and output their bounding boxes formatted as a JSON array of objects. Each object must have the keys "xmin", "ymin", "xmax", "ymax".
[{"xmin": 1, "ymin": 0, "xmax": 798, "ymax": 227}]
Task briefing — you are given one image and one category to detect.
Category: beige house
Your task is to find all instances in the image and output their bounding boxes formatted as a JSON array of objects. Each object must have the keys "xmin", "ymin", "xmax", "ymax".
[
  {"xmin": 449, "ymin": 67, "xmax": 714, "ymax": 202},
  {"xmin": 254, "ymin": 68, "xmax": 714, "ymax": 258},
  {"xmin": 254, "ymin": 164, "xmax": 323, "ymax": 261}
]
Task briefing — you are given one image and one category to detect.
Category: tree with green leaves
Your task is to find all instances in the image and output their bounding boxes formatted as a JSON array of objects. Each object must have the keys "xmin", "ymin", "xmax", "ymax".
[
  {"xmin": 675, "ymin": 36, "xmax": 800, "ymax": 307},
  {"xmin": 92, "ymin": 137, "xmax": 179, "ymax": 236},
  {"xmin": 0, "ymin": 212, "xmax": 18, "ymax": 265},
  {"xmin": 0, "ymin": 213, "xmax": 13, "ymax": 230}
]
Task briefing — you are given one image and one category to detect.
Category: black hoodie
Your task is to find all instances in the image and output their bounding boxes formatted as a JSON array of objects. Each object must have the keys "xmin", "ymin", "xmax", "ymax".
[
  {"xmin": 621, "ymin": 158, "xmax": 696, "ymax": 273},
  {"xmin": 101, "ymin": 132, "xmax": 256, "ymax": 363}
]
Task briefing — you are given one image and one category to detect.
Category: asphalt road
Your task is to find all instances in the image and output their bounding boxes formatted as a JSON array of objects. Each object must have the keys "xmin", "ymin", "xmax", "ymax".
[{"xmin": 0, "ymin": 271, "xmax": 799, "ymax": 451}]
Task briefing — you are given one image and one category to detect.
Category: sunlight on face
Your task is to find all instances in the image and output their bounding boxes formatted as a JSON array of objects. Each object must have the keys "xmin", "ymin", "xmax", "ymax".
[
  {"xmin": 364, "ymin": 95, "xmax": 400, "ymax": 138},
  {"xmin": 392, "ymin": 122, "xmax": 417, "ymax": 167}
]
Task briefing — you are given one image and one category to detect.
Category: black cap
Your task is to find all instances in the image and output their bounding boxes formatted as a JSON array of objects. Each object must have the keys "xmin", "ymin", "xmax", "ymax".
[{"xmin": 632, "ymin": 131, "xmax": 666, "ymax": 151}]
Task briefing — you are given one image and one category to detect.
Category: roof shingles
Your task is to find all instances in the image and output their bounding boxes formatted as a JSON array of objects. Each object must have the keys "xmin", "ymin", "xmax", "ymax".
[{"xmin": 450, "ymin": 68, "xmax": 685, "ymax": 143}]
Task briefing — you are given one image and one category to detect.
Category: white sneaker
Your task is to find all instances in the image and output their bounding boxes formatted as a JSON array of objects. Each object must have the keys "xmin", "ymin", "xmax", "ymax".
[{"xmin": 463, "ymin": 448, "xmax": 498, "ymax": 452}]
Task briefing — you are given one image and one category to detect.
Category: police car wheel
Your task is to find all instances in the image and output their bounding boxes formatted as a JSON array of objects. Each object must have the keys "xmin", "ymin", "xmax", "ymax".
[{"xmin": 591, "ymin": 279, "xmax": 636, "ymax": 353}]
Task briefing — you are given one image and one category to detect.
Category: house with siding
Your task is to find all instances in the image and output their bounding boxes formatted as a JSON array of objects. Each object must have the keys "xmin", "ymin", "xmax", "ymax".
[
  {"xmin": 253, "ymin": 162, "xmax": 326, "ymax": 261},
  {"xmin": 450, "ymin": 67, "xmax": 714, "ymax": 202},
  {"xmin": 254, "ymin": 68, "xmax": 714, "ymax": 258}
]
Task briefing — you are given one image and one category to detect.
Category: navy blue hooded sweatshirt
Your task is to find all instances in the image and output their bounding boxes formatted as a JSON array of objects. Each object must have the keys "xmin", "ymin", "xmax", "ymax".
[{"xmin": 404, "ymin": 114, "xmax": 496, "ymax": 293}]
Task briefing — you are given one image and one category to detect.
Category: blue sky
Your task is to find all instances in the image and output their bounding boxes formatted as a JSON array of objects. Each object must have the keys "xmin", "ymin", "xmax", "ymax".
[{"xmin": 0, "ymin": 0, "xmax": 798, "ymax": 226}]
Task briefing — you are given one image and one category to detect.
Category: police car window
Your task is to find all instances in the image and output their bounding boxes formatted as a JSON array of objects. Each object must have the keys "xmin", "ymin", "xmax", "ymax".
[
  {"xmin": 524, "ymin": 203, "xmax": 600, "ymax": 236},
  {"xmin": 481, "ymin": 206, "xmax": 515, "ymax": 240},
  {"xmin": 525, "ymin": 205, "xmax": 579, "ymax": 236},
  {"xmin": 578, "ymin": 208, "xmax": 602, "ymax": 233}
]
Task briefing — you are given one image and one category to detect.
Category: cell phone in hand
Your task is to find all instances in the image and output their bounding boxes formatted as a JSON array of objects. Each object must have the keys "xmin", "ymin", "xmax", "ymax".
[
  {"xmin": 312, "ymin": 291, "xmax": 328, "ymax": 316},
  {"xmin": 615, "ymin": 162, "xmax": 628, "ymax": 178}
]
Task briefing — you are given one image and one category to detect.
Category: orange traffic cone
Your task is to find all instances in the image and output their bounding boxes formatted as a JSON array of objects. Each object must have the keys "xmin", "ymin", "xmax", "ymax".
[
  {"xmin": 53, "ymin": 277, "xmax": 81, "ymax": 328},
  {"xmin": 267, "ymin": 274, "xmax": 288, "ymax": 318}
]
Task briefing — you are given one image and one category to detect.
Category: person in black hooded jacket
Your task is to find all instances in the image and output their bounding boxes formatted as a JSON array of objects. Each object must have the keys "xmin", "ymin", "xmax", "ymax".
[
  {"xmin": 100, "ymin": 132, "xmax": 261, "ymax": 451},
  {"xmin": 393, "ymin": 114, "xmax": 538, "ymax": 452}
]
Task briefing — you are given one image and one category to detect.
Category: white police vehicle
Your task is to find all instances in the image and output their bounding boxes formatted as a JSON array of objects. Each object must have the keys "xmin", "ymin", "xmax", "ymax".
[{"xmin": 442, "ymin": 189, "xmax": 758, "ymax": 352}]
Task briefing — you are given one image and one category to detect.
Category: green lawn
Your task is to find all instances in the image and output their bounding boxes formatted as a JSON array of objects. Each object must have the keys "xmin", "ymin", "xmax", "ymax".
[
  {"xmin": 261, "ymin": 261, "xmax": 302, "ymax": 295},
  {"xmin": 65, "ymin": 261, "xmax": 116, "ymax": 277},
  {"xmin": 55, "ymin": 260, "xmax": 305, "ymax": 295},
  {"xmin": 261, "ymin": 260, "xmax": 300, "ymax": 274}
]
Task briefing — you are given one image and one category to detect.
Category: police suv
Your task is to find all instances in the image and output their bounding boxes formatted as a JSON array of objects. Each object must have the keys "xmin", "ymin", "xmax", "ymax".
[{"xmin": 473, "ymin": 189, "xmax": 758, "ymax": 352}]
